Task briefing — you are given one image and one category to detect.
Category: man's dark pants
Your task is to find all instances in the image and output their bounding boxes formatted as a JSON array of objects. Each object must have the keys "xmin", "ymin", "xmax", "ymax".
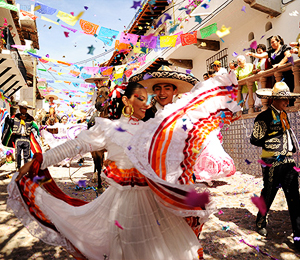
[
  {"xmin": 256, "ymin": 158, "xmax": 300, "ymax": 238},
  {"xmin": 15, "ymin": 135, "xmax": 30, "ymax": 169}
]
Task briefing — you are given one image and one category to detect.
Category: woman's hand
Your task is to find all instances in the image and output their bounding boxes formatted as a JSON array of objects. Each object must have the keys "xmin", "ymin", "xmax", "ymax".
[
  {"xmin": 15, "ymin": 159, "xmax": 35, "ymax": 182},
  {"xmin": 290, "ymin": 41, "xmax": 299, "ymax": 48},
  {"xmin": 245, "ymin": 52, "xmax": 252, "ymax": 56},
  {"xmin": 273, "ymin": 64, "xmax": 280, "ymax": 69}
]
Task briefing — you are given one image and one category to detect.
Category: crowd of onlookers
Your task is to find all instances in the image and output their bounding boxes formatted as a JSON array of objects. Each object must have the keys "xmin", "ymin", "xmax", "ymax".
[{"xmin": 202, "ymin": 34, "xmax": 300, "ymax": 112}]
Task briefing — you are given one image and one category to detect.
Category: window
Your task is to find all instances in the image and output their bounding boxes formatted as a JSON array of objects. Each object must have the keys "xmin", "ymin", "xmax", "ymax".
[
  {"xmin": 206, "ymin": 48, "xmax": 228, "ymax": 71},
  {"xmin": 248, "ymin": 32, "xmax": 254, "ymax": 41},
  {"xmin": 265, "ymin": 22, "xmax": 272, "ymax": 32}
]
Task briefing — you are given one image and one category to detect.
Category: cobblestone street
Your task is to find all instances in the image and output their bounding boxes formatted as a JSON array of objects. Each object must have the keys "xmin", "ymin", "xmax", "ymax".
[{"xmin": 1, "ymin": 156, "xmax": 300, "ymax": 259}]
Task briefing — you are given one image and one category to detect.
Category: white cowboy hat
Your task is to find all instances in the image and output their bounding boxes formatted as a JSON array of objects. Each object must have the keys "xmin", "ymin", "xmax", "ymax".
[
  {"xmin": 256, "ymin": 82, "xmax": 300, "ymax": 99},
  {"xmin": 129, "ymin": 66, "xmax": 199, "ymax": 94},
  {"xmin": 18, "ymin": 101, "xmax": 34, "ymax": 109},
  {"xmin": 85, "ymin": 73, "xmax": 109, "ymax": 83},
  {"xmin": 44, "ymin": 94, "xmax": 58, "ymax": 100}
]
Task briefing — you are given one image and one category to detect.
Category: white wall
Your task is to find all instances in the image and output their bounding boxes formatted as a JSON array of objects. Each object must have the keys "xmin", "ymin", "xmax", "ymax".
[{"xmin": 192, "ymin": 0, "xmax": 299, "ymax": 79}]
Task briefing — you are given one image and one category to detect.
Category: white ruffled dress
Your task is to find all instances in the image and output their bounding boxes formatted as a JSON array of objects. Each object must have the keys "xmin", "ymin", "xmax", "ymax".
[{"xmin": 7, "ymin": 72, "xmax": 239, "ymax": 260}]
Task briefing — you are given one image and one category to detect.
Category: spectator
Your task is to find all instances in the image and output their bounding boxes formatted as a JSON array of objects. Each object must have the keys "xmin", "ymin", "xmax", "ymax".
[
  {"xmin": 235, "ymin": 55, "xmax": 257, "ymax": 111},
  {"xmin": 290, "ymin": 33, "xmax": 300, "ymax": 58},
  {"xmin": 208, "ymin": 69, "xmax": 215, "ymax": 78},
  {"xmin": 203, "ymin": 73, "xmax": 209, "ymax": 81},
  {"xmin": 212, "ymin": 60, "xmax": 227, "ymax": 76},
  {"xmin": 252, "ymin": 44, "xmax": 269, "ymax": 110},
  {"xmin": 229, "ymin": 60, "xmax": 238, "ymax": 71},
  {"xmin": 246, "ymin": 35, "xmax": 294, "ymax": 105}
]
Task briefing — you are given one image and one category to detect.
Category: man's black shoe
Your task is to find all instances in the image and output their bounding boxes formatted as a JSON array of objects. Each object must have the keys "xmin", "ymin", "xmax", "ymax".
[{"xmin": 257, "ymin": 228, "xmax": 268, "ymax": 237}]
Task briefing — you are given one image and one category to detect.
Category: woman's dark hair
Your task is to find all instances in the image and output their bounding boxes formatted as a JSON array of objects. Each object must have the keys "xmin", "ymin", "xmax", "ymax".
[
  {"xmin": 256, "ymin": 44, "xmax": 266, "ymax": 52},
  {"xmin": 107, "ymin": 82, "xmax": 145, "ymax": 120},
  {"xmin": 272, "ymin": 35, "xmax": 284, "ymax": 45}
]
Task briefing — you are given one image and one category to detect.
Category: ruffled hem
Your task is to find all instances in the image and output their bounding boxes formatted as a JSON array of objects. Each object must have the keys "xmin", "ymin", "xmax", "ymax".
[
  {"xmin": 6, "ymin": 174, "xmax": 79, "ymax": 256},
  {"xmin": 8, "ymin": 173, "xmax": 202, "ymax": 260}
]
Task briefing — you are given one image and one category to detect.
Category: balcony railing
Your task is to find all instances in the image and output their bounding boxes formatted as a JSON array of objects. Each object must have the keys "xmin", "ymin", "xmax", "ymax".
[{"xmin": 237, "ymin": 58, "xmax": 300, "ymax": 117}]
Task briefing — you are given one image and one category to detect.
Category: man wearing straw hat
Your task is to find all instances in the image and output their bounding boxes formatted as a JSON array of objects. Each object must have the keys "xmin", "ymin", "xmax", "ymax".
[
  {"xmin": 12, "ymin": 101, "xmax": 35, "ymax": 170},
  {"xmin": 129, "ymin": 67, "xmax": 199, "ymax": 120},
  {"xmin": 250, "ymin": 82, "xmax": 300, "ymax": 249},
  {"xmin": 44, "ymin": 93, "xmax": 59, "ymax": 112}
]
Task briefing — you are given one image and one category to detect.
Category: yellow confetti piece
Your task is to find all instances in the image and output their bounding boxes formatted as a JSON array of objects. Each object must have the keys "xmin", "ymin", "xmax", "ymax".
[
  {"xmin": 192, "ymin": 148, "xmax": 200, "ymax": 154},
  {"xmin": 34, "ymin": 5, "xmax": 41, "ymax": 11},
  {"xmin": 268, "ymin": 131, "xmax": 278, "ymax": 136},
  {"xmin": 216, "ymin": 25, "xmax": 231, "ymax": 38}
]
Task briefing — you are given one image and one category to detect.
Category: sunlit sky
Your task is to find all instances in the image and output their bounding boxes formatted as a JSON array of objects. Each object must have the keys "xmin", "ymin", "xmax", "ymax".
[{"xmin": 14, "ymin": 0, "xmax": 138, "ymax": 113}]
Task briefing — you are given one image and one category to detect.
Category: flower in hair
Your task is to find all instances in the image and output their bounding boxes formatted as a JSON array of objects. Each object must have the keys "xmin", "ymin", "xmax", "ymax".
[{"xmin": 108, "ymin": 83, "xmax": 128, "ymax": 100}]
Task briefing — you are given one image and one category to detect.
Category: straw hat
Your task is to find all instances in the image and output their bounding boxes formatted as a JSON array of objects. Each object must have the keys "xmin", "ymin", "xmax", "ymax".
[
  {"xmin": 129, "ymin": 67, "xmax": 199, "ymax": 94},
  {"xmin": 18, "ymin": 101, "xmax": 34, "ymax": 109},
  {"xmin": 45, "ymin": 94, "xmax": 58, "ymax": 100},
  {"xmin": 213, "ymin": 60, "xmax": 222, "ymax": 66},
  {"xmin": 256, "ymin": 82, "xmax": 300, "ymax": 99},
  {"xmin": 85, "ymin": 73, "xmax": 109, "ymax": 83}
]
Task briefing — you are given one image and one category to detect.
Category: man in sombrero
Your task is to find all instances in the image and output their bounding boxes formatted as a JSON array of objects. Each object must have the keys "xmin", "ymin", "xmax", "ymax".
[
  {"xmin": 250, "ymin": 82, "xmax": 300, "ymax": 249},
  {"xmin": 11, "ymin": 101, "xmax": 35, "ymax": 170},
  {"xmin": 129, "ymin": 67, "xmax": 199, "ymax": 121},
  {"xmin": 85, "ymin": 73, "xmax": 110, "ymax": 116},
  {"xmin": 44, "ymin": 93, "xmax": 60, "ymax": 112}
]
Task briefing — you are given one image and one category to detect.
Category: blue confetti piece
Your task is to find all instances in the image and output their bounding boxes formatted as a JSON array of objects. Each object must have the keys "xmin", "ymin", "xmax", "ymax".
[
  {"xmin": 78, "ymin": 180, "xmax": 86, "ymax": 188},
  {"xmin": 115, "ymin": 126, "xmax": 126, "ymax": 132},
  {"xmin": 238, "ymin": 100, "xmax": 244, "ymax": 105},
  {"xmin": 245, "ymin": 159, "xmax": 252, "ymax": 165},
  {"xmin": 220, "ymin": 38, "xmax": 224, "ymax": 43},
  {"xmin": 276, "ymin": 154, "xmax": 285, "ymax": 162}
]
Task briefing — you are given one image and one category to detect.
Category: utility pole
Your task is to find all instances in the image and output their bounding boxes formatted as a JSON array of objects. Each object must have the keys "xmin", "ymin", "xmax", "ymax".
[{"xmin": 32, "ymin": 57, "xmax": 37, "ymax": 116}]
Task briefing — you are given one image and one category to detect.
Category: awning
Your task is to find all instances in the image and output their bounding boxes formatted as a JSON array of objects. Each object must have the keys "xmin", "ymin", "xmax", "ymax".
[{"xmin": 0, "ymin": 51, "xmax": 28, "ymax": 97}]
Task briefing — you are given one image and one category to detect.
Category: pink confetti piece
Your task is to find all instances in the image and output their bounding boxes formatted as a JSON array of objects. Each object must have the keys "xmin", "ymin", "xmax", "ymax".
[
  {"xmin": 251, "ymin": 195, "xmax": 267, "ymax": 216},
  {"xmin": 218, "ymin": 210, "xmax": 224, "ymax": 215},
  {"xmin": 293, "ymin": 166, "xmax": 300, "ymax": 172},
  {"xmin": 250, "ymin": 40, "xmax": 257, "ymax": 50},
  {"xmin": 115, "ymin": 220, "xmax": 123, "ymax": 230},
  {"xmin": 184, "ymin": 190, "xmax": 210, "ymax": 209},
  {"xmin": 64, "ymin": 31, "xmax": 70, "ymax": 37},
  {"xmin": 257, "ymin": 159, "xmax": 272, "ymax": 167}
]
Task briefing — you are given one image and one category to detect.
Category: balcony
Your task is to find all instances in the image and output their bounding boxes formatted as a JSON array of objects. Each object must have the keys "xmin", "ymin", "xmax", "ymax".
[{"xmin": 236, "ymin": 58, "xmax": 300, "ymax": 118}]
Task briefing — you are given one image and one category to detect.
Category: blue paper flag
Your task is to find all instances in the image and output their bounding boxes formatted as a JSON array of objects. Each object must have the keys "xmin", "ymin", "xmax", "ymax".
[{"xmin": 35, "ymin": 1, "xmax": 57, "ymax": 15}]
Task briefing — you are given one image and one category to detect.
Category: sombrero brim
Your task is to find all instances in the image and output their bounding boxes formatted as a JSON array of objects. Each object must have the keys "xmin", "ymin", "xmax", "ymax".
[
  {"xmin": 44, "ymin": 94, "xmax": 58, "ymax": 100},
  {"xmin": 129, "ymin": 71, "xmax": 199, "ymax": 94},
  {"xmin": 256, "ymin": 89, "xmax": 300, "ymax": 99},
  {"xmin": 85, "ymin": 76, "xmax": 109, "ymax": 83},
  {"xmin": 19, "ymin": 105, "xmax": 34, "ymax": 109}
]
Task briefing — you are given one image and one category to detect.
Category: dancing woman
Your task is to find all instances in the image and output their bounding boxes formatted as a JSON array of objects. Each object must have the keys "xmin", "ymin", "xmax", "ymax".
[{"xmin": 8, "ymin": 72, "xmax": 239, "ymax": 260}]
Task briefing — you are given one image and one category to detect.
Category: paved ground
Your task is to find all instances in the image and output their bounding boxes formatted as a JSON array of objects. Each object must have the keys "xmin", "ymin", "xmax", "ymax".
[{"xmin": 1, "ymin": 155, "xmax": 300, "ymax": 259}]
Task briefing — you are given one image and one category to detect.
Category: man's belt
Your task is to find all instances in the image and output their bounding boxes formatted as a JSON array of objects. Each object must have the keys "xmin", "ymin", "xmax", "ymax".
[{"xmin": 261, "ymin": 149, "xmax": 293, "ymax": 158}]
